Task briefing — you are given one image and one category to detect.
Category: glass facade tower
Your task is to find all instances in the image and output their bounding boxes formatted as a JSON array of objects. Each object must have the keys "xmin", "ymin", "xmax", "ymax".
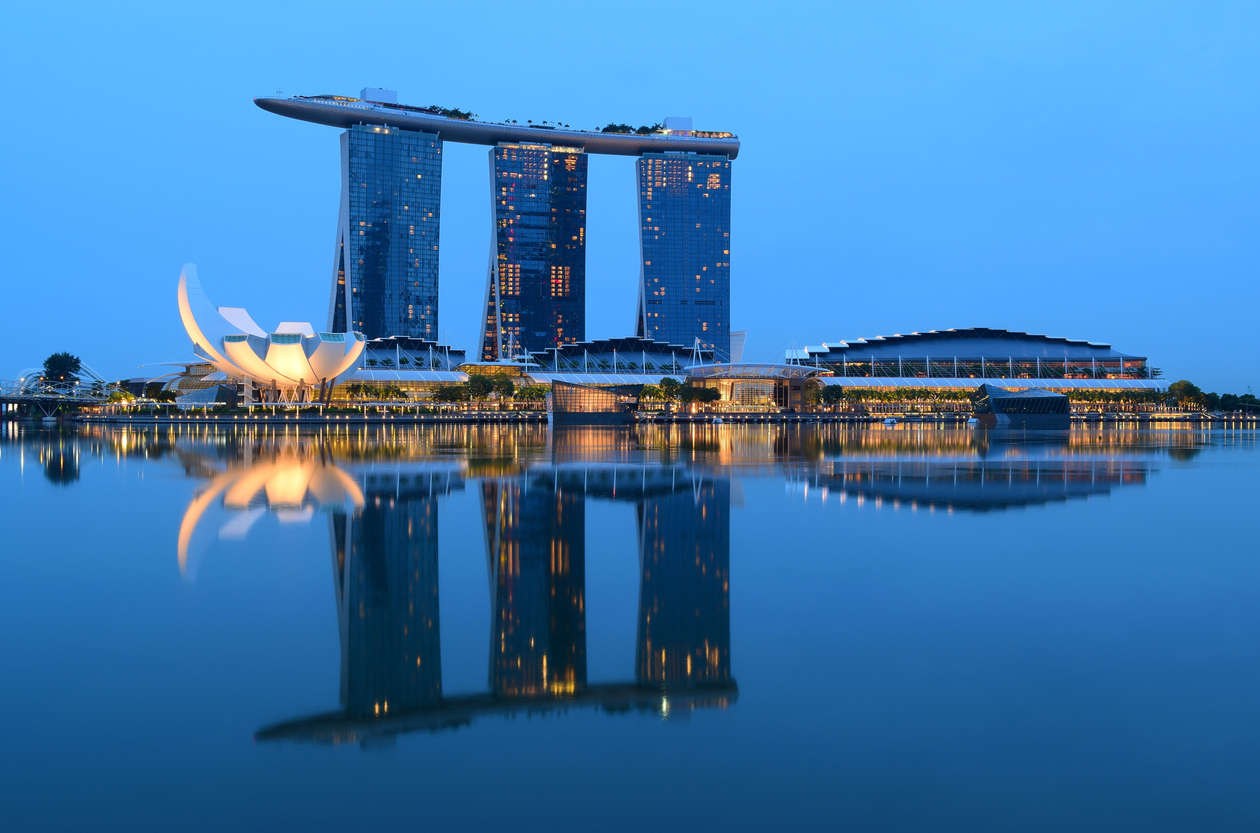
[
  {"xmin": 481, "ymin": 144, "xmax": 587, "ymax": 361},
  {"xmin": 635, "ymin": 152, "xmax": 732, "ymax": 358},
  {"xmin": 329, "ymin": 125, "xmax": 443, "ymax": 339}
]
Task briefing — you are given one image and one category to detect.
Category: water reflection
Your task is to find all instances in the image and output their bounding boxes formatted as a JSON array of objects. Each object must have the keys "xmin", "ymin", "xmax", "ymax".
[
  {"xmin": 789, "ymin": 459, "xmax": 1151, "ymax": 513},
  {"xmin": 42, "ymin": 442, "xmax": 79, "ymax": 485},
  {"xmin": 5, "ymin": 422, "xmax": 1237, "ymax": 749},
  {"xmin": 177, "ymin": 455, "xmax": 364, "ymax": 580},
  {"xmin": 332, "ymin": 471, "xmax": 448, "ymax": 719},
  {"xmin": 483, "ymin": 477, "xmax": 586, "ymax": 698},
  {"xmin": 251, "ymin": 460, "xmax": 735, "ymax": 745}
]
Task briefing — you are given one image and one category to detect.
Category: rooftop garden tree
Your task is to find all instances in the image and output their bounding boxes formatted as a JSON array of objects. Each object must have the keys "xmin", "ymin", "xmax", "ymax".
[{"xmin": 429, "ymin": 105, "xmax": 474, "ymax": 120}]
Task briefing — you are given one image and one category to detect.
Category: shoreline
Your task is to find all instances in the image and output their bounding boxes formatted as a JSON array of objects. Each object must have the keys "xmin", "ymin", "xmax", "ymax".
[{"xmin": 18, "ymin": 411, "xmax": 1259, "ymax": 427}]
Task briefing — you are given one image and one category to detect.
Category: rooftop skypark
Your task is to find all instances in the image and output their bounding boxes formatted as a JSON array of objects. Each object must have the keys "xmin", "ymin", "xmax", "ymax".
[{"xmin": 254, "ymin": 90, "xmax": 740, "ymax": 158}]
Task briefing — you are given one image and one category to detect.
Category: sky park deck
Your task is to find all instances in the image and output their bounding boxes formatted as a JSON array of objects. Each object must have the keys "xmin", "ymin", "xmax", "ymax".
[{"xmin": 253, "ymin": 92, "xmax": 741, "ymax": 158}]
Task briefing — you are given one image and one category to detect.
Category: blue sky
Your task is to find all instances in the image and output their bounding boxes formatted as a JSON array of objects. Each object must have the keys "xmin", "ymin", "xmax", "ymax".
[{"xmin": 3, "ymin": 1, "xmax": 1256, "ymax": 391}]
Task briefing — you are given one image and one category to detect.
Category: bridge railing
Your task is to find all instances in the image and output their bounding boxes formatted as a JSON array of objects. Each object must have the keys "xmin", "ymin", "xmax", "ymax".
[{"xmin": 0, "ymin": 378, "xmax": 114, "ymax": 402}]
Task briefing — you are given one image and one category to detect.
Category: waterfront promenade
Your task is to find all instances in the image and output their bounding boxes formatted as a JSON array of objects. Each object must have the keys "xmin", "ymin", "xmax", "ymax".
[{"xmin": 59, "ymin": 409, "xmax": 1259, "ymax": 427}]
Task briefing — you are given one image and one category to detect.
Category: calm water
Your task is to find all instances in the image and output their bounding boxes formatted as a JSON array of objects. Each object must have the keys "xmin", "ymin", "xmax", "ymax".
[{"xmin": 1, "ymin": 422, "xmax": 1257, "ymax": 831}]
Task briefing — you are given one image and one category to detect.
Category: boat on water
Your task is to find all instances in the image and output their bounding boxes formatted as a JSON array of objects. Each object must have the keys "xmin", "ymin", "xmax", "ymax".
[{"xmin": 883, "ymin": 418, "xmax": 898, "ymax": 425}]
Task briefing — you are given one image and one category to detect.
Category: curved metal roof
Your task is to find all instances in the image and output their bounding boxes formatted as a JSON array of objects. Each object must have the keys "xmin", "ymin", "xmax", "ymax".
[
  {"xmin": 687, "ymin": 363, "xmax": 821, "ymax": 380},
  {"xmin": 807, "ymin": 328, "xmax": 1138, "ymax": 360},
  {"xmin": 255, "ymin": 96, "xmax": 741, "ymax": 159},
  {"xmin": 542, "ymin": 336, "xmax": 703, "ymax": 355},
  {"xmin": 348, "ymin": 369, "xmax": 469, "ymax": 383},
  {"xmin": 528, "ymin": 372, "xmax": 683, "ymax": 386}
]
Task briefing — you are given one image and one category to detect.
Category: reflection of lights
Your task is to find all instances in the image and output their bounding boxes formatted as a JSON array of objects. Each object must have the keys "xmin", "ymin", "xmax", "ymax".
[
  {"xmin": 660, "ymin": 697, "xmax": 670, "ymax": 718},
  {"xmin": 177, "ymin": 457, "xmax": 364, "ymax": 581}
]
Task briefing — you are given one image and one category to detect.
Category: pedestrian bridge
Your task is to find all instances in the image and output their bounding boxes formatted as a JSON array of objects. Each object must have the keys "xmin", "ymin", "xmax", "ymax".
[{"xmin": 0, "ymin": 378, "xmax": 112, "ymax": 415}]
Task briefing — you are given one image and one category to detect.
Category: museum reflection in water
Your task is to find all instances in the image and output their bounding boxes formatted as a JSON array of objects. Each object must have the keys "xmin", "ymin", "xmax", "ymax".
[{"xmin": 10, "ymin": 421, "xmax": 1216, "ymax": 745}]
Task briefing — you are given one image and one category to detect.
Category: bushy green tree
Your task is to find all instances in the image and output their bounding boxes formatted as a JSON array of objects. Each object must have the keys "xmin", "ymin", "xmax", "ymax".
[
  {"xmin": 432, "ymin": 384, "xmax": 467, "ymax": 402},
  {"xmin": 467, "ymin": 375, "xmax": 494, "ymax": 401},
  {"xmin": 680, "ymin": 387, "xmax": 721, "ymax": 404},
  {"xmin": 515, "ymin": 385, "xmax": 549, "ymax": 402},
  {"xmin": 492, "ymin": 375, "xmax": 515, "ymax": 398},
  {"xmin": 1168, "ymin": 380, "xmax": 1202, "ymax": 406},
  {"xmin": 43, "ymin": 352, "xmax": 82, "ymax": 381}
]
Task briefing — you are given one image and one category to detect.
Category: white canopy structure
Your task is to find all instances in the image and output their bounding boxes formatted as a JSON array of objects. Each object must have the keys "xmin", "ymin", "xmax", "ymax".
[{"xmin": 177, "ymin": 263, "xmax": 365, "ymax": 401}]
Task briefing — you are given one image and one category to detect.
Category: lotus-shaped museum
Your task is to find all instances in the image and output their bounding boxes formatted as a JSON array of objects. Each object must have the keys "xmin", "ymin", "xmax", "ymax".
[{"xmin": 177, "ymin": 263, "xmax": 364, "ymax": 401}]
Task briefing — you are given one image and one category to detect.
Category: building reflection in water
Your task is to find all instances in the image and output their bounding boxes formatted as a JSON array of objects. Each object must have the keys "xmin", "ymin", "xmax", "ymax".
[
  {"xmin": 137, "ymin": 423, "xmax": 1213, "ymax": 746},
  {"xmin": 791, "ymin": 458, "xmax": 1152, "ymax": 513},
  {"xmin": 483, "ymin": 479, "xmax": 586, "ymax": 697},
  {"xmin": 330, "ymin": 472, "xmax": 455, "ymax": 719},
  {"xmin": 176, "ymin": 455, "xmax": 365, "ymax": 581},
  {"xmin": 247, "ymin": 457, "xmax": 736, "ymax": 746},
  {"xmin": 637, "ymin": 478, "xmax": 730, "ymax": 688}
]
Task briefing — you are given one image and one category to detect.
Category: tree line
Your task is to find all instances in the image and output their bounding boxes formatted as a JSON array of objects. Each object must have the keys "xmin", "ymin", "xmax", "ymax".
[
  {"xmin": 600, "ymin": 122, "xmax": 665, "ymax": 135},
  {"xmin": 639, "ymin": 378, "xmax": 721, "ymax": 404},
  {"xmin": 429, "ymin": 376, "xmax": 549, "ymax": 403},
  {"xmin": 1168, "ymin": 380, "xmax": 1258, "ymax": 412}
]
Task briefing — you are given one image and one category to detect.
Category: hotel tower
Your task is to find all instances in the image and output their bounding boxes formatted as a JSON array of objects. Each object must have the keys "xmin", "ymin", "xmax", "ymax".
[
  {"xmin": 255, "ymin": 91, "xmax": 737, "ymax": 353},
  {"xmin": 635, "ymin": 145, "xmax": 732, "ymax": 357},
  {"xmin": 480, "ymin": 144, "xmax": 588, "ymax": 361}
]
